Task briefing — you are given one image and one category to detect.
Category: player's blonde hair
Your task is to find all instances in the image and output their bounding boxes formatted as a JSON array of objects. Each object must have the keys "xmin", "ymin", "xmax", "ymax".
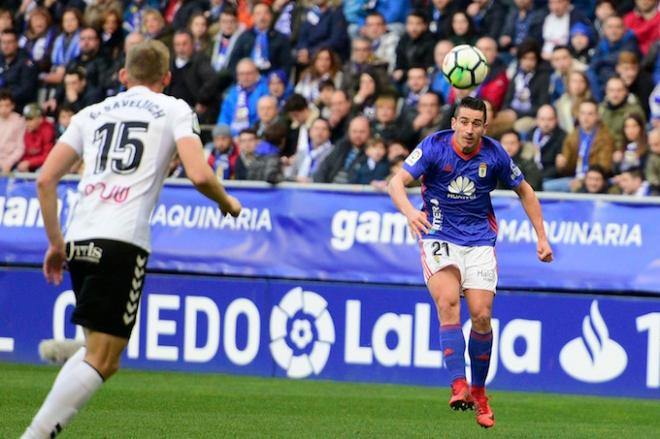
[{"xmin": 125, "ymin": 40, "xmax": 170, "ymax": 85}]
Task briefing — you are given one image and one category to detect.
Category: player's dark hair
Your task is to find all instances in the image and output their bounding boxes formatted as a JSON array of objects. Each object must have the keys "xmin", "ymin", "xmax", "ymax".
[
  {"xmin": 0, "ymin": 88, "xmax": 14, "ymax": 103},
  {"xmin": 454, "ymin": 96, "xmax": 487, "ymax": 123}
]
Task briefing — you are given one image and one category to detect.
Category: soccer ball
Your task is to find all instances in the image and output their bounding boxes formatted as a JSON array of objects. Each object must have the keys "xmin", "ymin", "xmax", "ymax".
[{"xmin": 442, "ymin": 45, "xmax": 490, "ymax": 90}]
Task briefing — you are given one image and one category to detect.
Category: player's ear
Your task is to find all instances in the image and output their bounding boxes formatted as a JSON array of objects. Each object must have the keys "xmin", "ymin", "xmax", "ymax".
[
  {"xmin": 162, "ymin": 71, "xmax": 172, "ymax": 88},
  {"xmin": 118, "ymin": 68, "xmax": 128, "ymax": 85},
  {"xmin": 450, "ymin": 117, "xmax": 457, "ymax": 130}
]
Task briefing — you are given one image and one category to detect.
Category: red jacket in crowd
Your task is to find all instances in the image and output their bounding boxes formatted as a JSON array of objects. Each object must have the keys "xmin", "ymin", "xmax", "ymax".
[{"xmin": 22, "ymin": 118, "xmax": 55, "ymax": 171}]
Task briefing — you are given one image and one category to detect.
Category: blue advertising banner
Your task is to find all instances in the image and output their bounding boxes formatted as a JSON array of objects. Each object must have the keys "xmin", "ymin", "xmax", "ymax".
[
  {"xmin": 1, "ymin": 268, "xmax": 659, "ymax": 399},
  {"xmin": 1, "ymin": 176, "xmax": 659, "ymax": 293}
]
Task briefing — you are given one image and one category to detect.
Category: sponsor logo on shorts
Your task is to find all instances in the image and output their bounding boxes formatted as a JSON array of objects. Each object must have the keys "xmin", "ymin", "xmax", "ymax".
[
  {"xmin": 270, "ymin": 287, "xmax": 335, "ymax": 378},
  {"xmin": 66, "ymin": 242, "xmax": 103, "ymax": 263},
  {"xmin": 476, "ymin": 269, "xmax": 496, "ymax": 283},
  {"xmin": 559, "ymin": 300, "xmax": 628, "ymax": 383}
]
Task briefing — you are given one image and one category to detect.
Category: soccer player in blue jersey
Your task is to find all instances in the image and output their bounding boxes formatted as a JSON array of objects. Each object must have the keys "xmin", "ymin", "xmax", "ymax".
[{"xmin": 388, "ymin": 97, "xmax": 553, "ymax": 429}]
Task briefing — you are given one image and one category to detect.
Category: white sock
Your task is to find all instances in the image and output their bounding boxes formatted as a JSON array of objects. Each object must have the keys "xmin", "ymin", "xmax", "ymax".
[
  {"xmin": 53, "ymin": 346, "xmax": 86, "ymax": 380},
  {"xmin": 22, "ymin": 359, "xmax": 104, "ymax": 438}
]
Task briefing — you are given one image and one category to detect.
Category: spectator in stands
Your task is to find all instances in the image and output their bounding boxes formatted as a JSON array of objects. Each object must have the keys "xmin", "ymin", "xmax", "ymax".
[
  {"xmin": 328, "ymin": 89, "xmax": 353, "ymax": 143},
  {"xmin": 271, "ymin": 0, "xmax": 300, "ymax": 39},
  {"xmin": 254, "ymin": 95, "xmax": 279, "ymax": 137},
  {"xmin": 43, "ymin": 8, "xmax": 82, "ymax": 88},
  {"xmin": 594, "ymin": 0, "xmax": 618, "ymax": 38},
  {"xmin": 616, "ymin": 51, "xmax": 653, "ymax": 116},
  {"xmin": 472, "ymin": 37, "xmax": 509, "ymax": 111},
  {"xmin": 615, "ymin": 113, "xmax": 648, "ymax": 172},
  {"xmin": 104, "ymin": 32, "xmax": 144, "ymax": 97},
  {"xmin": 16, "ymin": 103, "xmax": 55, "ymax": 172},
  {"xmin": 55, "ymin": 103, "xmax": 74, "ymax": 138},
  {"xmin": 84, "ymin": 0, "xmax": 122, "ymax": 30},
  {"xmin": 283, "ymin": 93, "xmax": 319, "ymax": 160},
  {"xmin": 229, "ymin": 2, "xmax": 292, "ymax": 76},
  {"xmin": 317, "ymin": 79, "xmax": 335, "ymax": 119},
  {"xmin": 351, "ymin": 69, "xmax": 382, "ymax": 121},
  {"xmin": 392, "ymin": 10, "xmax": 435, "ymax": 83},
  {"xmin": 123, "ymin": 0, "xmax": 160, "ymax": 34},
  {"xmin": 591, "ymin": 15, "xmax": 640, "ymax": 91},
  {"xmin": 569, "ymin": 22, "xmax": 596, "ymax": 65},
  {"xmin": 370, "ymin": 0, "xmax": 410, "ymax": 35},
  {"xmin": 537, "ymin": 0, "xmax": 594, "ymax": 60},
  {"xmin": 0, "ymin": 8, "xmax": 13, "ymax": 32},
  {"xmin": 555, "ymin": 70, "xmax": 593, "ymax": 132},
  {"xmin": 445, "ymin": 10, "xmax": 478, "ymax": 47},
  {"xmin": 623, "ymin": 0, "xmax": 660, "ymax": 56},
  {"xmin": 530, "ymin": 104, "xmax": 566, "ymax": 180},
  {"xmin": 188, "ymin": 12, "xmax": 212, "ymax": 55},
  {"xmin": 205, "ymin": 124, "xmax": 239, "ymax": 179},
  {"xmin": 296, "ymin": 0, "xmax": 349, "ymax": 64},
  {"xmin": 0, "ymin": 89, "xmax": 25, "ymax": 174},
  {"xmin": 0, "ymin": 29, "xmax": 38, "ymax": 112},
  {"xmin": 372, "ymin": 94, "xmax": 408, "ymax": 144},
  {"xmin": 56, "ymin": 66, "xmax": 104, "ymax": 113},
  {"xmin": 210, "ymin": 7, "xmax": 243, "ymax": 78},
  {"xmin": 218, "ymin": 58, "xmax": 269, "ymax": 136},
  {"xmin": 617, "ymin": 167, "xmax": 653, "ymax": 196},
  {"xmin": 650, "ymin": 82, "xmax": 660, "ymax": 128},
  {"xmin": 401, "ymin": 67, "xmax": 430, "ymax": 116},
  {"xmin": 599, "ymin": 76, "xmax": 645, "ymax": 151},
  {"xmin": 387, "ymin": 140, "xmax": 409, "ymax": 161},
  {"xmin": 100, "ymin": 9, "xmax": 124, "ymax": 61},
  {"xmin": 234, "ymin": 128, "xmax": 259, "ymax": 180},
  {"xmin": 167, "ymin": 30, "xmax": 219, "ymax": 123},
  {"xmin": 407, "ymin": 92, "xmax": 444, "ymax": 144},
  {"xmin": 315, "ymin": 115, "xmax": 370, "ymax": 183},
  {"xmin": 142, "ymin": 8, "xmax": 174, "ymax": 50},
  {"xmin": 499, "ymin": 129, "xmax": 543, "ymax": 190},
  {"xmin": 341, "ymin": 37, "xmax": 388, "ymax": 94},
  {"xmin": 267, "ymin": 69, "xmax": 292, "ymax": 109},
  {"xmin": 429, "ymin": 40, "xmax": 454, "ymax": 103},
  {"xmin": 577, "ymin": 164, "xmax": 613, "ymax": 193},
  {"xmin": 466, "ymin": 0, "xmax": 507, "ymax": 40},
  {"xmin": 295, "ymin": 48, "xmax": 343, "ymax": 104},
  {"xmin": 549, "ymin": 45, "xmax": 588, "ymax": 103},
  {"xmin": 427, "ymin": 0, "xmax": 461, "ymax": 39},
  {"xmin": 645, "ymin": 128, "xmax": 660, "ymax": 190},
  {"xmin": 292, "ymin": 117, "xmax": 334, "ymax": 182},
  {"xmin": 360, "ymin": 11, "xmax": 399, "ymax": 73},
  {"xmin": 500, "ymin": 0, "xmax": 543, "ymax": 54},
  {"xmin": 65, "ymin": 27, "xmax": 109, "ymax": 90},
  {"xmin": 19, "ymin": 7, "xmax": 55, "ymax": 74},
  {"xmin": 549, "ymin": 99, "xmax": 615, "ymax": 192},
  {"xmin": 351, "ymin": 137, "xmax": 389, "ymax": 185},
  {"xmin": 499, "ymin": 40, "xmax": 551, "ymax": 130},
  {"xmin": 247, "ymin": 121, "xmax": 287, "ymax": 183}
]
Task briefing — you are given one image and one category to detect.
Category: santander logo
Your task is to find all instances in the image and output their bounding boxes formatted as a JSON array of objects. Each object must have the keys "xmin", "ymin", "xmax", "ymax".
[{"xmin": 559, "ymin": 301, "xmax": 628, "ymax": 383}]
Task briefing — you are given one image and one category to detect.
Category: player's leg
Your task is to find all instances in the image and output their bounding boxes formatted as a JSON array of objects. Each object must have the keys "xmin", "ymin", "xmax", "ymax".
[
  {"xmin": 427, "ymin": 266, "xmax": 473, "ymax": 410},
  {"xmin": 21, "ymin": 330, "xmax": 127, "ymax": 439}
]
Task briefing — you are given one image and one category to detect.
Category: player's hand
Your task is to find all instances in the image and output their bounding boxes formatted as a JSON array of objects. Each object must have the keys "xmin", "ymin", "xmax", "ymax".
[
  {"xmin": 220, "ymin": 195, "xmax": 241, "ymax": 217},
  {"xmin": 43, "ymin": 240, "xmax": 66, "ymax": 285},
  {"xmin": 537, "ymin": 238, "xmax": 553, "ymax": 263},
  {"xmin": 405, "ymin": 209, "xmax": 431, "ymax": 240}
]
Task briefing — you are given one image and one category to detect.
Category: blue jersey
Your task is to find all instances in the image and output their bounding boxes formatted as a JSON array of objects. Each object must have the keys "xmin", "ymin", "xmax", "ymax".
[{"xmin": 403, "ymin": 130, "xmax": 524, "ymax": 247}]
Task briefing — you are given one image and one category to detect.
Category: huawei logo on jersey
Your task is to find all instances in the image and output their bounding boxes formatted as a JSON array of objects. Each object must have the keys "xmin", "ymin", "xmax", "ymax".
[{"xmin": 448, "ymin": 176, "xmax": 476, "ymax": 199}]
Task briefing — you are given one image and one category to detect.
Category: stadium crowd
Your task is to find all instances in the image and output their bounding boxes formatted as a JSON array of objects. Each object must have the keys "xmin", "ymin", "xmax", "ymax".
[{"xmin": 0, "ymin": 0, "xmax": 659, "ymax": 196}]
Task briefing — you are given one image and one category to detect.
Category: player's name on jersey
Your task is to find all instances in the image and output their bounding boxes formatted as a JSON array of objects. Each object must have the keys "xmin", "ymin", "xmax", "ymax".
[{"xmin": 90, "ymin": 98, "xmax": 166, "ymax": 120}]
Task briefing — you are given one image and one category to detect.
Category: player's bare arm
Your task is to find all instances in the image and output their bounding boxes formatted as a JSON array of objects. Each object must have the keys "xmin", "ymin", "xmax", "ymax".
[
  {"xmin": 176, "ymin": 136, "xmax": 241, "ymax": 217},
  {"xmin": 388, "ymin": 168, "xmax": 431, "ymax": 239},
  {"xmin": 36, "ymin": 143, "xmax": 81, "ymax": 285},
  {"xmin": 513, "ymin": 180, "xmax": 553, "ymax": 263}
]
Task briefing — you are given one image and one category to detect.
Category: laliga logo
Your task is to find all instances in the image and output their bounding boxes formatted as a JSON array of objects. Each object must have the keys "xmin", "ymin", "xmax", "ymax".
[
  {"xmin": 269, "ymin": 287, "xmax": 335, "ymax": 378},
  {"xmin": 559, "ymin": 301, "xmax": 628, "ymax": 383}
]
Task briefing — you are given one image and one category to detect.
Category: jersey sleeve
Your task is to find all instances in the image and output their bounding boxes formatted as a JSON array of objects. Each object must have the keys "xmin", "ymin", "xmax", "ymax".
[
  {"xmin": 57, "ymin": 113, "xmax": 85, "ymax": 155},
  {"xmin": 171, "ymin": 100, "xmax": 201, "ymax": 141},
  {"xmin": 495, "ymin": 144, "xmax": 524, "ymax": 189},
  {"xmin": 403, "ymin": 136, "xmax": 435, "ymax": 180}
]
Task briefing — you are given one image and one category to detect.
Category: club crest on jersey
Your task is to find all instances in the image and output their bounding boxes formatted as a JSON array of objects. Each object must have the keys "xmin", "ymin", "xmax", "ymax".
[
  {"xmin": 478, "ymin": 162, "xmax": 487, "ymax": 178},
  {"xmin": 405, "ymin": 148, "xmax": 422, "ymax": 166}
]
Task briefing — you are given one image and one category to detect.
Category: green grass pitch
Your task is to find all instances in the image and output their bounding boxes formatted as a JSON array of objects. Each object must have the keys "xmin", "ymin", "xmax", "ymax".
[{"xmin": 1, "ymin": 363, "xmax": 658, "ymax": 438}]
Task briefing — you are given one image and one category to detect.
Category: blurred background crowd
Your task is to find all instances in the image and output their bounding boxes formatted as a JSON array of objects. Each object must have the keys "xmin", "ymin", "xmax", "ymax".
[{"xmin": 0, "ymin": 0, "xmax": 659, "ymax": 196}]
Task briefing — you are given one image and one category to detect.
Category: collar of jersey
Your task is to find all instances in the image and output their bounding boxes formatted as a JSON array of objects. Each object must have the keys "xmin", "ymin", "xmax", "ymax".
[{"xmin": 451, "ymin": 134, "xmax": 482, "ymax": 160}]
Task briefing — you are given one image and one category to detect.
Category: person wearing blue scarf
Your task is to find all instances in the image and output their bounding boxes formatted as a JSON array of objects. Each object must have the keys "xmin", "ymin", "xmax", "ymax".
[{"xmin": 218, "ymin": 59, "xmax": 269, "ymax": 136}]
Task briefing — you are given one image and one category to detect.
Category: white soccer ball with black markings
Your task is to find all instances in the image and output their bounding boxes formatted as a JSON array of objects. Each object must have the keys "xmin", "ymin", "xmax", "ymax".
[{"xmin": 442, "ymin": 45, "xmax": 490, "ymax": 90}]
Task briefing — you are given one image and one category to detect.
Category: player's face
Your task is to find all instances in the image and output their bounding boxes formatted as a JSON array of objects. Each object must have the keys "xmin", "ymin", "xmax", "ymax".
[{"xmin": 451, "ymin": 107, "xmax": 486, "ymax": 150}]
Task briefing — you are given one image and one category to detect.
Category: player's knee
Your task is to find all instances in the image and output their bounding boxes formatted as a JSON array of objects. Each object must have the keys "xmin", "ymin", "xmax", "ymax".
[
  {"xmin": 470, "ymin": 312, "xmax": 492, "ymax": 332},
  {"xmin": 96, "ymin": 358, "xmax": 121, "ymax": 379}
]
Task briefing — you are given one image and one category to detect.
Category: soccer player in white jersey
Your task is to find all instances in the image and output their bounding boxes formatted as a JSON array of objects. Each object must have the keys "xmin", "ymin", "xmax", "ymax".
[
  {"xmin": 22, "ymin": 40, "xmax": 241, "ymax": 438},
  {"xmin": 388, "ymin": 97, "xmax": 553, "ymax": 429}
]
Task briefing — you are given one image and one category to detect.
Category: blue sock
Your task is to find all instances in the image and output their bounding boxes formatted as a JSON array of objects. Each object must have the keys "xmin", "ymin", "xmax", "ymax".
[
  {"xmin": 440, "ymin": 324, "xmax": 466, "ymax": 383},
  {"xmin": 468, "ymin": 330, "xmax": 493, "ymax": 388}
]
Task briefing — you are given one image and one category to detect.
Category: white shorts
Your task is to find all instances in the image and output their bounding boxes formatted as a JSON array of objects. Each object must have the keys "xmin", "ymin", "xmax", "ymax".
[{"xmin": 419, "ymin": 239, "xmax": 498, "ymax": 293}]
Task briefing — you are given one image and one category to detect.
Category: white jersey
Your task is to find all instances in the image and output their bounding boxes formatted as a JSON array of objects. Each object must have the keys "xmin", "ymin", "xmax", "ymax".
[{"xmin": 60, "ymin": 86, "xmax": 199, "ymax": 252}]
